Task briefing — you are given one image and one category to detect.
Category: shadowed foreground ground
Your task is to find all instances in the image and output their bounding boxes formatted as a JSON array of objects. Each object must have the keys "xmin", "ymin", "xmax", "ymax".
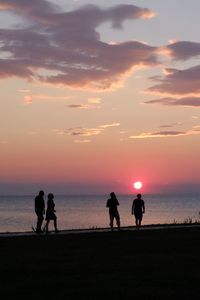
[{"xmin": 1, "ymin": 226, "xmax": 200, "ymax": 300}]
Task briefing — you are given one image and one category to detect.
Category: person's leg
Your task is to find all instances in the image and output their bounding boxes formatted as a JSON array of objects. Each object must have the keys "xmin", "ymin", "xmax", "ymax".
[
  {"xmin": 115, "ymin": 212, "xmax": 120, "ymax": 230},
  {"xmin": 36, "ymin": 213, "xmax": 44, "ymax": 232},
  {"xmin": 36, "ymin": 213, "xmax": 40, "ymax": 231},
  {"xmin": 109, "ymin": 214, "xmax": 114, "ymax": 231},
  {"xmin": 45, "ymin": 220, "xmax": 50, "ymax": 233},
  {"xmin": 36, "ymin": 217, "xmax": 40, "ymax": 231},
  {"xmin": 53, "ymin": 217, "xmax": 58, "ymax": 232},
  {"xmin": 138, "ymin": 215, "xmax": 143, "ymax": 227}
]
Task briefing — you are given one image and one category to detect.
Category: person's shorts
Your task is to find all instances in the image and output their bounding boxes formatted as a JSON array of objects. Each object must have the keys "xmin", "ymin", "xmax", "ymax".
[
  {"xmin": 35, "ymin": 209, "xmax": 44, "ymax": 220},
  {"xmin": 110, "ymin": 211, "xmax": 120, "ymax": 220},
  {"xmin": 134, "ymin": 212, "xmax": 143, "ymax": 221}
]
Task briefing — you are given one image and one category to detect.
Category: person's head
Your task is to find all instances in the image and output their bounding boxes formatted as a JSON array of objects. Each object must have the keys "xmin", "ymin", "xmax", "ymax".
[
  {"xmin": 48, "ymin": 193, "xmax": 54, "ymax": 200},
  {"xmin": 110, "ymin": 192, "xmax": 116, "ymax": 199},
  {"xmin": 39, "ymin": 190, "xmax": 44, "ymax": 197},
  {"xmin": 137, "ymin": 193, "xmax": 142, "ymax": 199}
]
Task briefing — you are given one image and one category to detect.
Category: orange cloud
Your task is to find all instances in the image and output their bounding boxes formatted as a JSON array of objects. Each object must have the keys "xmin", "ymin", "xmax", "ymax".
[{"xmin": 54, "ymin": 123, "xmax": 120, "ymax": 141}]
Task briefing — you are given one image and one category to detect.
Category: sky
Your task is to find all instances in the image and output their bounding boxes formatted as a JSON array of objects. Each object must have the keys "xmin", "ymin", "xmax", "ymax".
[{"xmin": 0, "ymin": 0, "xmax": 200, "ymax": 194}]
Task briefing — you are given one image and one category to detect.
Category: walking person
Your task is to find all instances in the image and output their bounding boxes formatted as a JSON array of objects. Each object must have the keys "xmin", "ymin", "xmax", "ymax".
[
  {"xmin": 132, "ymin": 193, "xmax": 145, "ymax": 228},
  {"xmin": 34, "ymin": 190, "xmax": 45, "ymax": 233},
  {"xmin": 44, "ymin": 193, "xmax": 59, "ymax": 233},
  {"xmin": 106, "ymin": 192, "xmax": 121, "ymax": 231}
]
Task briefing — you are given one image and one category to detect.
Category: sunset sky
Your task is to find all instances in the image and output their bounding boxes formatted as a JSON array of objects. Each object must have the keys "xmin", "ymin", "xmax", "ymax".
[{"xmin": 0, "ymin": 0, "xmax": 200, "ymax": 194}]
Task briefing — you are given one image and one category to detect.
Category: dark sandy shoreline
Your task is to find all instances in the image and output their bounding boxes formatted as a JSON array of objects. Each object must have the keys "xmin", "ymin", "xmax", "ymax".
[
  {"xmin": 0, "ymin": 222, "xmax": 200, "ymax": 237},
  {"xmin": 1, "ymin": 225, "xmax": 200, "ymax": 299}
]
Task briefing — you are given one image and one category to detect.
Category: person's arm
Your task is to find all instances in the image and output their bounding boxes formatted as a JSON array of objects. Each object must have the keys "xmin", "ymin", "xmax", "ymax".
[
  {"xmin": 49, "ymin": 200, "xmax": 55, "ymax": 212},
  {"xmin": 43, "ymin": 199, "xmax": 45, "ymax": 214},
  {"xmin": 53, "ymin": 201, "xmax": 56, "ymax": 212},
  {"xmin": 131, "ymin": 201, "xmax": 134, "ymax": 215},
  {"xmin": 106, "ymin": 200, "xmax": 109, "ymax": 207},
  {"xmin": 142, "ymin": 201, "xmax": 145, "ymax": 214}
]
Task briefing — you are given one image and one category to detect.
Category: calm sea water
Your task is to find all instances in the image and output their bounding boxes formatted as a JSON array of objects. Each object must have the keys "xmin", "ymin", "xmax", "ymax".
[{"xmin": 0, "ymin": 193, "xmax": 200, "ymax": 232}]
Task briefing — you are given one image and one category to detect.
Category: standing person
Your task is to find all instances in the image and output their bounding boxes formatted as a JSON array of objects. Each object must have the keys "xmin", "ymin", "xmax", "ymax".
[
  {"xmin": 34, "ymin": 190, "xmax": 45, "ymax": 233},
  {"xmin": 44, "ymin": 193, "xmax": 59, "ymax": 233},
  {"xmin": 132, "ymin": 193, "xmax": 145, "ymax": 228},
  {"xmin": 106, "ymin": 192, "xmax": 120, "ymax": 231}
]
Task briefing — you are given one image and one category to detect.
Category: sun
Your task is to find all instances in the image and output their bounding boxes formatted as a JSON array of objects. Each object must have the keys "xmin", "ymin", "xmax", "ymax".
[{"xmin": 133, "ymin": 181, "xmax": 143, "ymax": 190}]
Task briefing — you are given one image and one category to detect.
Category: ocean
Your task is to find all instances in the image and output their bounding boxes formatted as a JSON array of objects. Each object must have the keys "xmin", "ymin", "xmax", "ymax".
[{"xmin": 0, "ymin": 193, "xmax": 200, "ymax": 233}]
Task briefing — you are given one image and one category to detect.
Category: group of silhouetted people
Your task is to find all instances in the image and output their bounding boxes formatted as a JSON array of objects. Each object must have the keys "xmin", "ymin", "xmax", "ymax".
[
  {"xmin": 34, "ymin": 190, "xmax": 59, "ymax": 233},
  {"xmin": 34, "ymin": 190, "xmax": 145, "ymax": 233},
  {"xmin": 106, "ymin": 192, "xmax": 145, "ymax": 231}
]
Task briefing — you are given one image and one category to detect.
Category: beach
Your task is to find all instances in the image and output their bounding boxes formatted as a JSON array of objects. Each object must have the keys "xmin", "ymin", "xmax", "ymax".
[{"xmin": 1, "ymin": 225, "xmax": 200, "ymax": 299}]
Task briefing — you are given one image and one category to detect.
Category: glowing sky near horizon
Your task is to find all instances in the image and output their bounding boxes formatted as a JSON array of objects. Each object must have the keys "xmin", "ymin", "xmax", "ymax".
[{"xmin": 0, "ymin": 0, "xmax": 200, "ymax": 194}]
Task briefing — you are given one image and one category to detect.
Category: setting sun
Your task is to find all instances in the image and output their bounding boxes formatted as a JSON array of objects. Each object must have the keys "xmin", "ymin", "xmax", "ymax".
[{"xmin": 133, "ymin": 181, "xmax": 143, "ymax": 190}]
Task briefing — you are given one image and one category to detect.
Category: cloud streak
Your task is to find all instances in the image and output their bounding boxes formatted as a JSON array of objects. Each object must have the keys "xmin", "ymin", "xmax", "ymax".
[
  {"xmin": 54, "ymin": 123, "xmax": 120, "ymax": 141},
  {"xmin": 68, "ymin": 127, "xmax": 102, "ymax": 137},
  {"xmin": 21, "ymin": 93, "xmax": 70, "ymax": 105},
  {"xmin": 129, "ymin": 126, "xmax": 200, "ymax": 139},
  {"xmin": 0, "ymin": 1, "xmax": 157, "ymax": 90},
  {"xmin": 159, "ymin": 122, "xmax": 182, "ymax": 128},
  {"xmin": 145, "ymin": 97, "xmax": 200, "ymax": 107},
  {"xmin": 74, "ymin": 139, "xmax": 91, "ymax": 143},
  {"xmin": 66, "ymin": 123, "xmax": 120, "ymax": 137},
  {"xmin": 67, "ymin": 98, "xmax": 102, "ymax": 109}
]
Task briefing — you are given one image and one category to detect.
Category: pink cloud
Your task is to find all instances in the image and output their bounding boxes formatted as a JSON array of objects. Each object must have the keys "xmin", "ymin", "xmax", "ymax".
[
  {"xmin": 163, "ymin": 41, "xmax": 200, "ymax": 60},
  {"xmin": 0, "ymin": 1, "xmax": 157, "ymax": 90},
  {"xmin": 147, "ymin": 42, "xmax": 200, "ymax": 106},
  {"xmin": 146, "ymin": 65, "xmax": 200, "ymax": 96}
]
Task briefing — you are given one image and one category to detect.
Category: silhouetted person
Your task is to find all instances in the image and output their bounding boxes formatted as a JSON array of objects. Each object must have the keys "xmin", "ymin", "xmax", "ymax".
[
  {"xmin": 44, "ymin": 193, "xmax": 59, "ymax": 233},
  {"xmin": 34, "ymin": 190, "xmax": 45, "ymax": 233},
  {"xmin": 132, "ymin": 193, "xmax": 145, "ymax": 228},
  {"xmin": 106, "ymin": 192, "xmax": 120, "ymax": 231}
]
